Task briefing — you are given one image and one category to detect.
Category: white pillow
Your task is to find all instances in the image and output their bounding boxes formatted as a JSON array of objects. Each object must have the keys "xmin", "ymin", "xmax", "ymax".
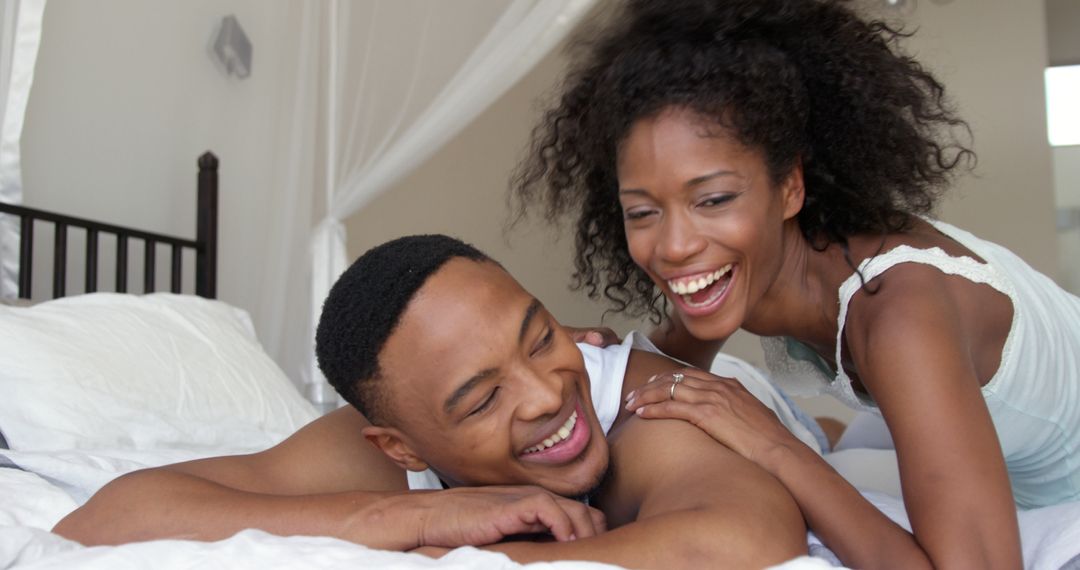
[{"xmin": 0, "ymin": 293, "xmax": 318, "ymax": 451}]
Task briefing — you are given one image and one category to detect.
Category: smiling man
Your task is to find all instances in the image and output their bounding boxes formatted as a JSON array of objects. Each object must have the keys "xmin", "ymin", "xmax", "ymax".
[{"xmin": 55, "ymin": 235, "xmax": 806, "ymax": 569}]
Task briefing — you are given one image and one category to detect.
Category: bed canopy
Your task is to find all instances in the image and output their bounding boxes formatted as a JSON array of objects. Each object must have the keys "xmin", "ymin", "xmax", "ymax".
[{"xmin": 267, "ymin": 0, "xmax": 598, "ymax": 404}]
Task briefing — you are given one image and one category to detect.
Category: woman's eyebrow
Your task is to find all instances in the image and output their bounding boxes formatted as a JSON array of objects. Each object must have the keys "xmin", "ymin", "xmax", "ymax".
[{"xmin": 618, "ymin": 170, "xmax": 740, "ymax": 195}]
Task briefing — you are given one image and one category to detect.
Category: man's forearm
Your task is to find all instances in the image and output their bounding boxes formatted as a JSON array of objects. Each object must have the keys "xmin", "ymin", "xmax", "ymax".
[
  {"xmin": 485, "ymin": 509, "xmax": 802, "ymax": 570},
  {"xmin": 53, "ymin": 468, "xmax": 424, "ymax": 548}
]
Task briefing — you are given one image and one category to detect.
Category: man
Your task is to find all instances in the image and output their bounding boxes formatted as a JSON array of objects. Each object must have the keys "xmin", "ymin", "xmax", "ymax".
[{"xmin": 54, "ymin": 235, "xmax": 806, "ymax": 569}]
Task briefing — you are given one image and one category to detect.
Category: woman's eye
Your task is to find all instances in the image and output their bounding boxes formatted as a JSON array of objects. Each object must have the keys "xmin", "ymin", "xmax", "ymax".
[
  {"xmin": 469, "ymin": 387, "xmax": 499, "ymax": 416},
  {"xmin": 623, "ymin": 208, "xmax": 655, "ymax": 221},
  {"xmin": 698, "ymin": 194, "xmax": 735, "ymax": 208}
]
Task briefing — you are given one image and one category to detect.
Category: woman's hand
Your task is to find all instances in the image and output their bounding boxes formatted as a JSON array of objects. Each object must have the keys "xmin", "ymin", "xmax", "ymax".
[
  {"xmin": 564, "ymin": 326, "xmax": 622, "ymax": 348},
  {"xmin": 624, "ymin": 369, "xmax": 801, "ymax": 466}
]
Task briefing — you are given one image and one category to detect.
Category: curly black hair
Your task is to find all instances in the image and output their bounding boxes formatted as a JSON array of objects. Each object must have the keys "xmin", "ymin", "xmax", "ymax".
[
  {"xmin": 315, "ymin": 234, "xmax": 492, "ymax": 424},
  {"xmin": 512, "ymin": 0, "xmax": 974, "ymax": 321}
]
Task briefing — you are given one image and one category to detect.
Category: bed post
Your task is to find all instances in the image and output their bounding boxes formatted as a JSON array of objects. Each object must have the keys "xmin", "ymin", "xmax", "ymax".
[{"xmin": 196, "ymin": 152, "xmax": 219, "ymax": 299}]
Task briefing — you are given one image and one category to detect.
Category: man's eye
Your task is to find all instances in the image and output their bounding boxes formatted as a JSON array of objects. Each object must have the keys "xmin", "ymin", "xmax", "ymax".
[
  {"xmin": 468, "ymin": 387, "xmax": 499, "ymax": 416},
  {"xmin": 531, "ymin": 327, "xmax": 554, "ymax": 357}
]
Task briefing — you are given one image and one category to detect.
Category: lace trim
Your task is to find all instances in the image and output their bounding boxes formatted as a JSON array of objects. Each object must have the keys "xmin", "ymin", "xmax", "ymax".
[{"xmin": 832, "ymin": 245, "xmax": 1019, "ymax": 409}]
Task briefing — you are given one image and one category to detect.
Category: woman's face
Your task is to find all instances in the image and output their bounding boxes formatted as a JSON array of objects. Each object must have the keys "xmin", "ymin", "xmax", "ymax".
[{"xmin": 616, "ymin": 107, "xmax": 804, "ymax": 341}]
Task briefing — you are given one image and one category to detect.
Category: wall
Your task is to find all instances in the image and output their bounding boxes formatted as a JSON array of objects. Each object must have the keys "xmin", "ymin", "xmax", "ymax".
[
  {"xmin": 1046, "ymin": 0, "xmax": 1080, "ymax": 66},
  {"xmin": 21, "ymin": 0, "xmax": 295, "ymax": 346},
  {"xmin": 344, "ymin": 48, "xmax": 643, "ymax": 336}
]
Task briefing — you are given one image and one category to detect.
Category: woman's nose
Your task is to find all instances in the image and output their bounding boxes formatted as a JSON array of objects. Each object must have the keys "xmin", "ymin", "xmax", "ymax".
[{"xmin": 656, "ymin": 212, "xmax": 707, "ymax": 263}]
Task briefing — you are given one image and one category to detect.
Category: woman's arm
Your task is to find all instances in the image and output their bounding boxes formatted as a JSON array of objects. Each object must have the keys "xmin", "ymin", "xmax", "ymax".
[
  {"xmin": 626, "ymin": 276, "xmax": 1022, "ymax": 568},
  {"xmin": 841, "ymin": 272, "xmax": 1020, "ymax": 569}
]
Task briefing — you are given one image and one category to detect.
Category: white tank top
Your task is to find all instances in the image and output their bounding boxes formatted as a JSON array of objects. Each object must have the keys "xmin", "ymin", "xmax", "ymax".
[{"xmin": 762, "ymin": 219, "xmax": 1080, "ymax": 508}]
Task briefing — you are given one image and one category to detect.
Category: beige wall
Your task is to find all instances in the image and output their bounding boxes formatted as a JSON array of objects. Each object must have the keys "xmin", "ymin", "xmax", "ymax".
[
  {"xmin": 1047, "ymin": 0, "xmax": 1080, "ymax": 66},
  {"xmin": 344, "ymin": 49, "xmax": 644, "ymax": 335},
  {"xmin": 853, "ymin": 0, "xmax": 1058, "ymax": 277},
  {"xmin": 22, "ymin": 0, "xmax": 295, "ymax": 318}
]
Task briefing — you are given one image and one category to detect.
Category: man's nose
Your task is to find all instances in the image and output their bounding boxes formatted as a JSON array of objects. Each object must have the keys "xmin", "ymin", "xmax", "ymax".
[{"xmin": 515, "ymin": 368, "xmax": 564, "ymax": 421}]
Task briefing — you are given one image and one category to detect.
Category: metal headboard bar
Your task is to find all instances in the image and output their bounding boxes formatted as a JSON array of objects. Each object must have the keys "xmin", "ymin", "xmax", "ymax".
[{"xmin": 0, "ymin": 151, "xmax": 219, "ymax": 300}]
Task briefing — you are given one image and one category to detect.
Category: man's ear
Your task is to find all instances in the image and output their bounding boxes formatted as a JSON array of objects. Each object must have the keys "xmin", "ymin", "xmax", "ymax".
[
  {"xmin": 780, "ymin": 160, "xmax": 806, "ymax": 220},
  {"xmin": 362, "ymin": 426, "xmax": 430, "ymax": 472}
]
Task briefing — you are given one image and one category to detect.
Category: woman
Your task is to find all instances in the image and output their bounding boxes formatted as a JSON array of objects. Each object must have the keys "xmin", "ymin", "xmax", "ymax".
[{"xmin": 513, "ymin": 0, "xmax": 1080, "ymax": 568}]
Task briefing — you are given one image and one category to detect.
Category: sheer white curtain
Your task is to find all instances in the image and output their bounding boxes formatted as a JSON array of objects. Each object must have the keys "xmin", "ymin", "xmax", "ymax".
[
  {"xmin": 257, "ymin": 0, "xmax": 596, "ymax": 404},
  {"xmin": 0, "ymin": 0, "xmax": 45, "ymax": 298}
]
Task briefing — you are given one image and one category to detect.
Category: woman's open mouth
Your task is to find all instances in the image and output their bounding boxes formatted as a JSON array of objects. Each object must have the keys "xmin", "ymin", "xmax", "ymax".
[{"xmin": 666, "ymin": 264, "xmax": 735, "ymax": 315}]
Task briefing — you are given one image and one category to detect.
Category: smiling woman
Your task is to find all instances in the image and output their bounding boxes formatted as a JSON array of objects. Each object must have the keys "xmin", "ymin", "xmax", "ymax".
[{"xmin": 513, "ymin": 0, "xmax": 1080, "ymax": 568}]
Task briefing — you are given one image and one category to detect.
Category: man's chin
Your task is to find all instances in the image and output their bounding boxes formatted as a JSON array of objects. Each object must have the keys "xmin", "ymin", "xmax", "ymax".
[{"xmin": 551, "ymin": 454, "xmax": 610, "ymax": 501}]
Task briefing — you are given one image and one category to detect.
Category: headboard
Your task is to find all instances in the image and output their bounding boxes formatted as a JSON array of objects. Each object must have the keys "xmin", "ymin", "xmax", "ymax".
[{"xmin": 0, "ymin": 151, "xmax": 219, "ymax": 300}]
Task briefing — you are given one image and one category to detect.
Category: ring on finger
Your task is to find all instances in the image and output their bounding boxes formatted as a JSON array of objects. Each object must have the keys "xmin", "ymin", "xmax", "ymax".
[{"xmin": 670, "ymin": 373, "xmax": 684, "ymax": 400}]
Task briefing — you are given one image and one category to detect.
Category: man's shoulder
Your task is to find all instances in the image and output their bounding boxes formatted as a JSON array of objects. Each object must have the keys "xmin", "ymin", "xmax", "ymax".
[{"xmin": 241, "ymin": 406, "xmax": 408, "ymax": 494}]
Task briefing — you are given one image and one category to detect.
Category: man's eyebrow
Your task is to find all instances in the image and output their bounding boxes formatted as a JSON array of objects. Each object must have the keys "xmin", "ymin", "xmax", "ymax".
[
  {"xmin": 444, "ymin": 368, "xmax": 497, "ymax": 415},
  {"xmin": 520, "ymin": 298, "xmax": 543, "ymax": 343},
  {"xmin": 443, "ymin": 299, "xmax": 543, "ymax": 416}
]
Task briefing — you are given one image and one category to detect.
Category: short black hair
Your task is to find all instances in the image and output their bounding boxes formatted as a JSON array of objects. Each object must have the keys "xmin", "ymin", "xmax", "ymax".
[
  {"xmin": 513, "ymin": 0, "xmax": 974, "ymax": 321},
  {"xmin": 315, "ymin": 234, "xmax": 493, "ymax": 424}
]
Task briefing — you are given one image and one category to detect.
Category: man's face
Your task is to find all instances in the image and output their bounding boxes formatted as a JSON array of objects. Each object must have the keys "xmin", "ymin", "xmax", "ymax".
[{"xmin": 372, "ymin": 258, "xmax": 610, "ymax": 498}]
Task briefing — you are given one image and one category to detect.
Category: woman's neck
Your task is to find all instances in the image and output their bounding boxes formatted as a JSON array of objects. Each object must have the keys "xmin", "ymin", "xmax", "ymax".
[{"xmin": 741, "ymin": 223, "xmax": 854, "ymax": 352}]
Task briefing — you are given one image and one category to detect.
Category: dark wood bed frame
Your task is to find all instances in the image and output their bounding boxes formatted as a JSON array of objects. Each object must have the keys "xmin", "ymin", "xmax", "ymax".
[{"xmin": 0, "ymin": 151, "xmax": 219, "ymax": 300}]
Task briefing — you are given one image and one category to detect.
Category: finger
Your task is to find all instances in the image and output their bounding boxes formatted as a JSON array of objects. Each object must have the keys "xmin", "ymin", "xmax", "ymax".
[
  {"xmin": 627, "ymin": 373, "xmax": 705, "ymax": 409},
  {"xmin": 589, "ymin": 505, "xmax": 607, "ymax": 533},
  {"xmin": 596, "ymin": 327, "xmax": 622, "ymax": 345},
  {"xmin": 526, "ymin": 496, "xmax": 577, "ymax": 542},
  {"xmin": 585, "ymin": 331, "xmax": 606, "ymax": 347},
  {"xmin": 558, "ymin": 499, "xmax": 600, "ymax": 539},
  {"xmin": 633, "ymin": 400, "xmax": 702, "ymax": 423}
]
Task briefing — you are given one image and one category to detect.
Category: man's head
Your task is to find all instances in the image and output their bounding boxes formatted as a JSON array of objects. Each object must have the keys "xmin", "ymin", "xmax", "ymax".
[{"xmin": 316, "ymin": 235, "xmax": 609, "ymax": 497}]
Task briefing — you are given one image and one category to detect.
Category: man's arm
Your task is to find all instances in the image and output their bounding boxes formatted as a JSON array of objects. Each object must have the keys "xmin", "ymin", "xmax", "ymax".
[
  {"xmin": 54, "ymin": 407, "xmax": 603, "ymax": 548},
  {"xmin": 485, "ymin": 351, "xmax": 807, "ymax": 569}
]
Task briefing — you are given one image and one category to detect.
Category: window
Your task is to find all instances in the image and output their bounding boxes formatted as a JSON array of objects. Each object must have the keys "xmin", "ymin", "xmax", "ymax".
[{"xmin": 1046, "ymin": 65, "xmax": 1080, "ymax": 147}]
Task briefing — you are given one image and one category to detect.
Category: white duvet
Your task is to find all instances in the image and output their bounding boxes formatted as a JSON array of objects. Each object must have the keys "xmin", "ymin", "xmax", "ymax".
[{"xmin": 2, "ymin": 446, "xmax": 1078, "ymax": 570}]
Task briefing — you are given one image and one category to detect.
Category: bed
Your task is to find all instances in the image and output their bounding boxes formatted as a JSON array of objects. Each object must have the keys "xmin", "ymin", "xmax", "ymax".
[{"xmin": 0, "ymin": 155, "xmax": 1077, "ymax": 570}]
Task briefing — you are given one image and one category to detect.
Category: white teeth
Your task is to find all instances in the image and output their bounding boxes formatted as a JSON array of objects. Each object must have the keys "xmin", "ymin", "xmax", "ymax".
[
  {"xmin": 667, "ymin": 264, "xmax": 733, "ymax": 295},
  {"xmin": 524, "ymin": 411, "xmax": 578, "ymax": 454}
]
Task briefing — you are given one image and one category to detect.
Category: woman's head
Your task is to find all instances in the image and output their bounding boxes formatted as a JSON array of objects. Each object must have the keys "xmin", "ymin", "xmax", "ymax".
[{"xmin": 513, "ymin": 0, "xmax": 974, "ymax": 322}]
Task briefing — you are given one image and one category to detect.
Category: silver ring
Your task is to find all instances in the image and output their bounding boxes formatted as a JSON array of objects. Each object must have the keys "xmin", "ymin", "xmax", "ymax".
[{"xmin": 670, "ymin": 373, "xmax": 684, "ymax": 400}]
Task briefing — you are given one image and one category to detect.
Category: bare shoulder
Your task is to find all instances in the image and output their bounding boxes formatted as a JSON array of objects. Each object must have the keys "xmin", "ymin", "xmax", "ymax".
[
  {"xmin": 169, "ymin": 406, "xmax": 407, "ymax": 495},
  {"xmin": 600, "ymin": 408, "xmax": 806, "ymax": 555},
  {"xmin": 845, "ymin": 260, "xmax": 1011, "ymax": 387}
]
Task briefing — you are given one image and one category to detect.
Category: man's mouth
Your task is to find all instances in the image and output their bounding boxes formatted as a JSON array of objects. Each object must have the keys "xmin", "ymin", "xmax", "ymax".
[
  {"xmin": 666, "ymin": 264, "xmax": 734, "ymax": 309},
  {"xmin": 520, "ymin": 401, "xmax": 591, "ymax": 464}
]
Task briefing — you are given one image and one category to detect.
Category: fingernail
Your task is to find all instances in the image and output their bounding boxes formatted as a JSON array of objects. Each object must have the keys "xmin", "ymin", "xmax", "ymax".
[
  {"xmin": 625, "ymin": 398, "xmax": 635, "ymax": 410},
  {"xmin": 647, "ymin": 374, "xmax": 659, "ymax": 384},
  {"xmin": 625, "ymin": 391, "xmax": 636, "ymax": 402},
  {"xmin": 635, "ymin": 406, "xmax": 645, "ymax": 415},
  {"xmin": 569, "ymin": 533, "xmax": 577, "ymax": 541}
]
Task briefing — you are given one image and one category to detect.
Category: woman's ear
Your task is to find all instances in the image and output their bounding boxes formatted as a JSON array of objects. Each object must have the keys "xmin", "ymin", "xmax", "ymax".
[
  {"xmin": 781, "ymin": 161, "xmax": 806, "ymax": 220},
  {"xmin": 362, "ymin": 426, "xmax": 430, "ymax": 472}
]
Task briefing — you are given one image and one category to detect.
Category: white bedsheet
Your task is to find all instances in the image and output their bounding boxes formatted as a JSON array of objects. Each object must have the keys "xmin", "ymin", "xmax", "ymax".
[{"xmin": 2, "ymin": 447, "xmax": 1078, "ymax": 569}]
